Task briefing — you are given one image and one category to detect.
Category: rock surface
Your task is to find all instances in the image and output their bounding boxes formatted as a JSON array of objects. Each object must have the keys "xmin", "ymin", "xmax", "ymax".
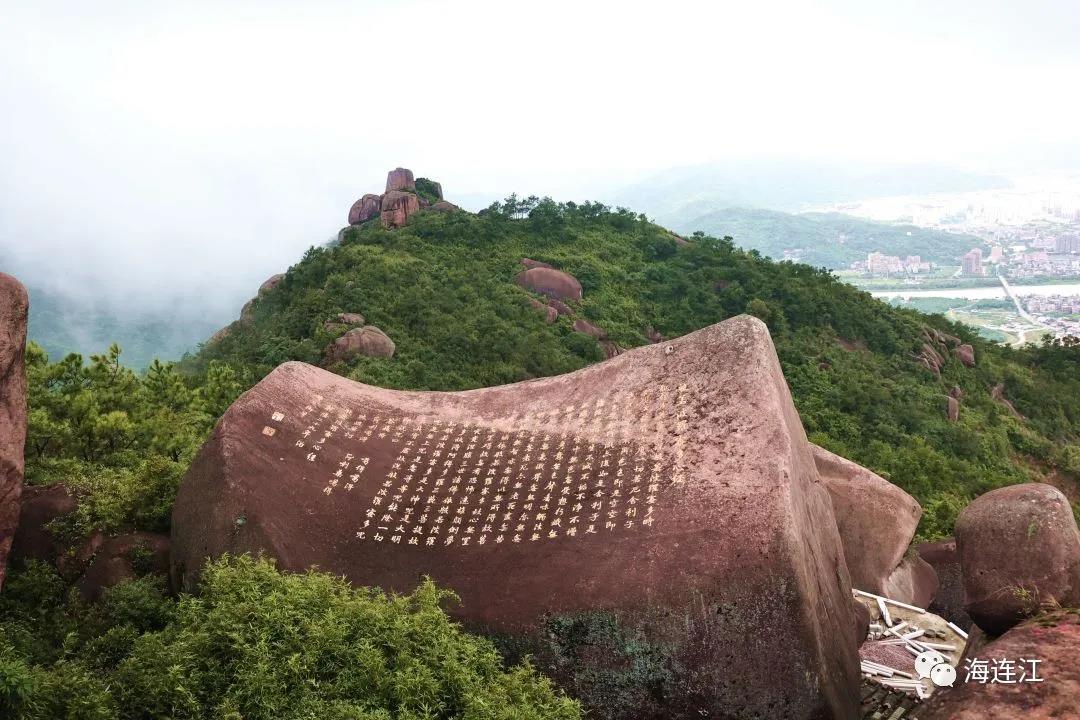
[
  {"xmin": 946, "ymin": 395, "xmax": 960, "ymax": 422},
  {"xmin": 920, "ymin": 610, "xmax": 1080, "ymax": 720},
  {"xmin": 349, "ymin": 194, "xmax": 383, "ymax": 225},
  {"xmin": 385, "ymin": 167, "xmax": 416, "ymax": 193},
  {"xmin": 0, "ymin": 273, "xmax": 28, "ymax": 590},
  {"xmin": 77, "ymin": 532, "xmax": 171, "ymax": 601},
  {"xmin": 954, "ymin": 343, "xmax": 976, "ymax": 367},
  {"xmin": 811, "ymin": 444, "xmax": 922, "ymax": 598},
  {"xmin": 917, "ymin": 537, "xmax": 974, "ymax": 630},
  {"xmin": 881, "ymin": 553, "xmax": 939, "ymax": 609},
  {"xmin": 956, "ymin": 483, "xmax": 1080, "ymax": 635},
  {"xmin": 528, "ymin": 298, "xmax": 557, "ymax": 323},
  {"xmin": 325, "ymin": 326, "xmax": 396, "ymax": 363},
  {"xmin": 514, "ymin": 267, "xmax": 583, "ymax": 301},
  {"xmin": 429, "ymin": 200, "xmax": 458, "ymax": 213},
  {"xmin": 572, "ymin": 318, "xmax": 606, "ymax": 340},
  {"xmin": 259, "ymin": 273, "xmax": 285, "ymax": 295},
  {"xmin": 521, "ymin": 258, "xmax": 552, "ymax": 270},
  {"xmin": 11, "ymin": 483, "xmax": 76, "ymax": 565},
  {"xmin": 380, "ymin": 190, "xmax": 420, "ymax": 228},
  {"xmin": 547, "ymin": 298, "xmax": 572, "ymax": 316},
  {"xmin": 172, "ymin": 315, "xmax": 861, "ymax": 720}
]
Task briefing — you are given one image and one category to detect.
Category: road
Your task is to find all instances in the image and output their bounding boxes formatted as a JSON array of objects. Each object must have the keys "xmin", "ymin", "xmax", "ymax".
[{"xmin": 997, "ymin": 274, "xmax": 1037, "ymax": 323}]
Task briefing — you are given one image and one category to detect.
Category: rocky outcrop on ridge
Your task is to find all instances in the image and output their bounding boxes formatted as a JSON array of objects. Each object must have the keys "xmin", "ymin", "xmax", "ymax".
[{"xmin": 0, "ymin": 272, "xmax": 29, "ymax": 590}]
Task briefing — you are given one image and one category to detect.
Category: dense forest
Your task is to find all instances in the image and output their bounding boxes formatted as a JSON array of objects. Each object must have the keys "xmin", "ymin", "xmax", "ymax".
[
  {"xmin": 3, "ymin": 195, "xmax": 1078, "ymax": 717},
  {"xmin": 681, "ymin": 207, "xmax": 982, "ymax": 269}
]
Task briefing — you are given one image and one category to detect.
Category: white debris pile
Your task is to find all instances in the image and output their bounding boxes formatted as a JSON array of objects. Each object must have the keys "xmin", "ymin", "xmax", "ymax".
[{"xmin": 854, "ymin": 588, "xmax": 969, "ymax": 701}]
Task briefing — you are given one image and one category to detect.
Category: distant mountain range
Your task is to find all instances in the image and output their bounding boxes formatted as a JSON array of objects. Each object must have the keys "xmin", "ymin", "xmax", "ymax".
[{"xmin": 682, "ymin": 207, "xmax": 984, "ymax": 269}]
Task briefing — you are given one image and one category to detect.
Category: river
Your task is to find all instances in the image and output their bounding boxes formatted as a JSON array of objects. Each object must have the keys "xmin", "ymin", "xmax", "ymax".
[{"xmin": 871, "ymin": 282, "xmax": 1080, "ymax": 300}]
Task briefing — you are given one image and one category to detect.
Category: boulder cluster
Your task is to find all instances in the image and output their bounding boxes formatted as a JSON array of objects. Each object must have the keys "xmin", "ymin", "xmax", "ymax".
[
  {"xmin": 323, "ymin": 313, "xmax": 395, "ymax": 364},
  {"xmin": 346, "ymin": 167, "xmax": 458, "ymax": 230}
]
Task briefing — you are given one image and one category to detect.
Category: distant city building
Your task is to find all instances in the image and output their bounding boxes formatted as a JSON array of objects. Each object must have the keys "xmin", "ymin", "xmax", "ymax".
[
  {"xmin": 1055, "ymin": 235, "xmax": 1080, "ymax": 254},
  {"xmin": 989, "ymin": 246, "xmax": 1004, "ymax": 263},
  {"xmin": 867, "ymin": 251, "xmax": 903, "ymax": 275},
  {"xmin": 961, "ymin": 248, "xmax": 985, "ymax": 276}
]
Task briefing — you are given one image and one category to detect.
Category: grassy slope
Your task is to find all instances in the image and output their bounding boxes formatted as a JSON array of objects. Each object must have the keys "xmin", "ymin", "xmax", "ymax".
[{"xmin": 186, "ymin": 198, "xmax": 1080, "ymax": 538}]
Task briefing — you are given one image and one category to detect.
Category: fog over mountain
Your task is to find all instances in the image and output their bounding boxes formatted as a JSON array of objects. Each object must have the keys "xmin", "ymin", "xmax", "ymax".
[{"xmin": 3, "ymin": 0, "xmax": 1080, "ymax": 362}]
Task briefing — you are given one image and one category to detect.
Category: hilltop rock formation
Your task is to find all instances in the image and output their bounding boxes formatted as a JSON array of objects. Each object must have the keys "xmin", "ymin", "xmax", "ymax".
[
  {"xmin": 385, "ymin": 167, "xmax": 415, "ymax": 193},
  {"xmin": 920, "ymin": 610, "xmax": 1079, "ymax": 720},
  {"xmin": 514, "ymin": 267, "xmax": 583, "ymax": 301},
  {"xmin": 811, "ymin": 445, "xmax": 925, "ymax": 602},
  {"xmin": 172, "ymin": 315, "xmax": 862, "ymax": 720},
  {"xmin": 956, "ymin": 483, "xmax": 1080, "ymax": 635},
  {"xmin": 380, "ymin": 190, "xmax": 420, "ymax": 229},
  {"xmin": 259, "ymin": 273, "xmax": 285, "ymax": 294},
  {"xmin": 348, "ymin": 194, "xmax": 382, "ymax": 225},
  {"xmin": 0, "ymin": 273, "xmax": 29, "ymax": 590}
]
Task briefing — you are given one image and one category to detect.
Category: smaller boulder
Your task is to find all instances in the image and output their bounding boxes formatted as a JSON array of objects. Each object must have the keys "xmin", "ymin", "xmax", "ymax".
[
  {"xmin": 385, "ymin": 167, "xmax": 416, "ymax": 193},
  {"xmin": 949, "ymin": 385, "xmax": 964, "ymax": 400},
  {"xmin": 325, "ymin": 326, "xmax": 396, "ymax": 363},
  {"xmin": 956, "ymin": 483, "xmax": 1080, "ymax": 635},
  {"xmin": 946, "ymin": 395, "xmax": 960, "ymax": 422},
  {"xmin": 521, "ymin": 258, "xmax": 552, "ymax": 270},
  {"xmin": 514, "ymin": 267, "xmax": 582, "ymax": 301},
  {"xmin": 851, "ymin": 599, "xmax": 872, "ymax": 644},
  {"xmin": 429, "ymin": 200, "xmax": 458, "ymax": 213},
  {"xmin": 547, "ymin": 298, "xmax": 571, "ymax": 316},
  {"xmin": 349, "ymin": 194, "xmax": 383, "ymax": 225},
  {"xmin": 528, "ymin": 298, "xmax": 557, "ymax": 323},
  {"xmin": 881, "ymin": 553, "xmax": 939, "ymax": 609},
  {"xmin": 646, "ymin": 326, "xmax": 663, "ymax": 344},
  {"xmin": 77, "ymin": 532, "xmax": 171, "ymax": 601},
  {"xmin": 954, "ymin": 343, "xmax": 976, "ymax": 367},
  {"xmin": 336, "ymin": 312, "xmax": 365, "ymax": 326},
  {"xmin": 600, "ymin": 341, "xmax": 623, "ymax": 360},
  {"xmin": 572, "ymin": 318, "xmax": 607, "ymax": 340}
]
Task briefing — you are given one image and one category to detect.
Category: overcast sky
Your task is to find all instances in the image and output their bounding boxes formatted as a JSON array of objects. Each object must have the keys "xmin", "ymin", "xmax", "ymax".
[{"xmin": 3, "ymin": 0, "xmax": 1080, "ymax": 314}]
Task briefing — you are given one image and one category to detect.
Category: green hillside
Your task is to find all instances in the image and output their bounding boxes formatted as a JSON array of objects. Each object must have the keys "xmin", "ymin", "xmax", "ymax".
[
  {"xmin": 6, "ymin": 193, "xmax": 1078, "ymax": 718},
  {"xmin": 680, "ymin": 207, "xmax": 982, "ymax": 269}
]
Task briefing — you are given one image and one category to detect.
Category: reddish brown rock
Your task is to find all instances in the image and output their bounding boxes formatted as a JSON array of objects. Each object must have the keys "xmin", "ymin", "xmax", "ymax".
[
  {"xmin": 600, "ymin": 341, "xmax": 623, "ymax": 360},
  {"xmin": 946, "ymin": 395, "xmax": 960, "ymax": 422},
  {"xmin": 920, "ymin": 610, "xmax": 1080, "ymax": 720},
  {"xmin": 514, "ymin": 267, "xmax": 583, "ymax": 302},
  {"xmin": 259, "ymin": 273, "xmax": 285, "ymax": 295},
  {"xmin": 325, "ymin": 326, "xmax": 396, "ymax": 363},
  {"xmin": 852, "ymin": 598, "xmax": 872, "ymax": 643},
  {"xmin": 572, "ymin": 318, "xmax": 607, "ymax": 340},
  {"xmin": 811, "ymin": 444, "xmax": 923, "ymax": 598},
  {"xmin": 336, "ymin": 312, "xmax": 366, "ymax": 327},
  {"xmin": 521, "ymin": 258, "xmax": 553, "ymax": 270},
  {"xmin": 954, "ymin": 343, "xmax": 976, "ymax": 367},
  {"xmin": 0, "ymin": 273, "xmax": 28, "ymax": 590},
  {"xmin": 881, "ymin": 553, "xmax": 939, "ymax": 609},
  {"xmin": 528, "ymin": 298, "xmax": 557, "ymax": 323},
  {"xmin": 956, "ymin": 483, "xmax": 1080, "ymax": 635},
  {"xmin": 385, "ymin": 167, "xmax": 415, "ymax": 193},
  {"xmin": 172, "ymin": 315, "xmax": 861, "ymax": 720},
  {"xmin": 547, "ymin": 298, "xmax": 571, "ymax": 316},
  {"xmin": 77, "ymin": 532, "xmax": 171, "ymax": 601},
  {"xmin": 646, "ymin": 326, "xmax": 663, "ymax": 344},
  {"xmin": 429, "ymin": 200, "xmax": 458, "ymax": 213},
  {"xmin": 380, "ymin": 190, "xmax": 420, "ymax": 229},
  {"xmin": 206, "ymin": 323, "xmax": 236, "ymax": 346},
  {"xmin": 918, "ymin": 343, "xmax": 944, "ymax": 377},
  {"xmin": 917, "ymin": 538, "xmax": 974, "ymax": 631},
  {"xmin": 10, "ymin": 483, "xmax": 76, "ymax": 565},
  {"xmin": 950, "ymin": 386, "xmax": 964, "ymax": 400},
  {"xmin": 348, "ymin": 194, "xmax": 383, "ymax": 225}
]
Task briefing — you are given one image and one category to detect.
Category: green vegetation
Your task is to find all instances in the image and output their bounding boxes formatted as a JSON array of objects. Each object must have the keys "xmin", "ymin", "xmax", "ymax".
[
  {"xmin": 682, "ymin": 207, "xmax": 983, "ymax": 269},
  {"xmin": 5, "ymin": 192, "xmax": 1079, "ymax": 718},
  {"xmin": 0, "ymin": 556, "xmax": 579, "ymax": 719}
]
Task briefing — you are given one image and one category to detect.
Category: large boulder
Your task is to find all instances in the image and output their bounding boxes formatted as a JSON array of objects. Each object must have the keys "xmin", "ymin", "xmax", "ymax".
[
  {"xmin": 348, "ymin": 193, "xmax": 383, "ymax": 225},
  {"xmin": 881, "ymin": 553, "xmax": 939, "ymax": 609},
  {"xmin": 325, "ymin": 326, "xmax": 396, "ymax": 363},
  {"xmin": 920, "ymin": 610, "xmax": 1080, "ymax": 720},
  {"xmin": 917, "ymin": 537, "xmax": 974, "ymax": 630},
  {"xmin": 955, "ymin": 483, "xmax": 1080, "ymax": 635},
  {"xmin": 428, "ymin": 200, "xmax": 458, "ymax": 213},
  {"xmin": 0, "ymin": 273, "xmax": 28, "ymax": 590},
  {"xmin": 811, "ymin": 444, "xmax": 923, "ymax": 600},
  {"xmin": 514, "ymin": 267, "xmax": 583, "ymax": 301},
  {"xmin": 380, "ymin": 190, "xmax": 420, "ymax": 228},
  {"xmin": 572, "ymin": 318, "xmax": 606, "ymax": 340},
  {"xmin": 171, "ymin": 315, "xmax": 861, "ymax": 720},
  {"xmin": 10, "ymin": 483, "xmax": 76, "ymax": 565},
  {"xmin": 385, "ymin": 167, "xmax": 416, "ymax": 193},
  {"xmin": 258, "ymin": 273, "xmax": 285, "ymax": 295}
]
